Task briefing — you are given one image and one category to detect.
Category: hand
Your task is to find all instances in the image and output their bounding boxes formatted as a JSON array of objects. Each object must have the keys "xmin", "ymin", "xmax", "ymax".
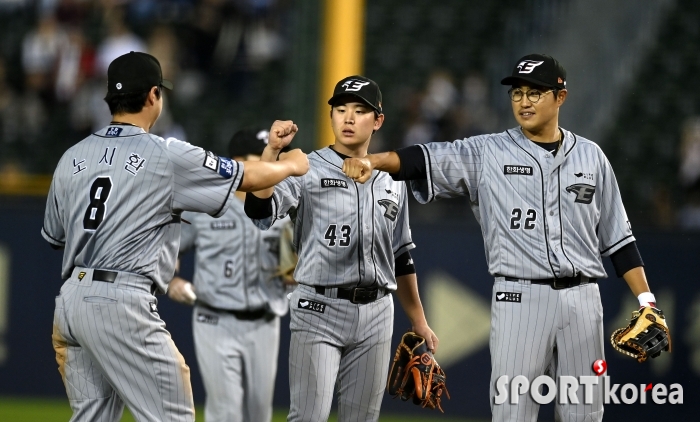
[
  {"xmin": 413, "ymin": 324, "xmax": 439, "ymax": 354},
  {"xmin": 342, "ymin": 157, "xmax": 373, "ymax": 183},
  {"xmin": 268, "ymin": 120, "xmax": 299, "ymax": 151},
  {"xmin": 168, "ymin": 277, "xmax": 197, "ymax": 305},
  {"xmin": 278, "ymin": 149, "xmax": 309, "ymax": 176}
]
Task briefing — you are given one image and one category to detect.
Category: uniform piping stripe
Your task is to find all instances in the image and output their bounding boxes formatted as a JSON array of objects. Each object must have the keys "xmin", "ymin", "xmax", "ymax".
[
  {"xmin": 212, "ymin": 164, "xmax": 240, "ymax": 217},
  {"xmin": 557, "ymin": 167, "xmax": 576, "ymax": 274},
  {"xmin": 600, "ymin": 234, "xmax": 633, "ymax": 254},
  {"xmin": 42, "ymin": 226, "xmax": 65, "ymax": 244}
]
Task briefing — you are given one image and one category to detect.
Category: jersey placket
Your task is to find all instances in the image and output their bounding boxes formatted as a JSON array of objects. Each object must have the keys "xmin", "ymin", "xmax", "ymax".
[
  {"xmin": 355, "ymin": 178, "xmax": 375, "ymax": 286},
  {"xmin": 541, "ymin": 146, "xmax": 571, "ymax": 277}
]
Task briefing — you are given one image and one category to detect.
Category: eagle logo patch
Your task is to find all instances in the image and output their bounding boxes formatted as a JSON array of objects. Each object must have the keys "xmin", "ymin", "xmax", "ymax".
[
  {"xmin": 566, "ymin": 184, "xmax": 596, "ymax": 204},
  {"xmin": 378, "ymin": 199, "xmax": 399, "ymax": 221}
]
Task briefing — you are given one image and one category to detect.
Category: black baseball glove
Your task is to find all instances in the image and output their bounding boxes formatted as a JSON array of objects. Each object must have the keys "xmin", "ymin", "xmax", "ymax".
[{"xmin": 611, "ymin": 306, "xmax": 671, "ymax": 363}]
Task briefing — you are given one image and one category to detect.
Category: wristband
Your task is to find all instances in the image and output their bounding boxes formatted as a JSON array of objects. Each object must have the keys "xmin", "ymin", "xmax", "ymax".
[{"xmin": 637, "ymin": 292, "xmax": 656, "ymax": 308}]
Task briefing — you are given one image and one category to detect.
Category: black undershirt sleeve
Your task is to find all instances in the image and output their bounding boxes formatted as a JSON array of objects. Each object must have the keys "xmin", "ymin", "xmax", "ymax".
[
  {"xmin": 609, "ymin": 241, "xmax": 644, "ymax": 277},
  {"xmin": 244, "ymin": 192, "xmax": 273, "ymax": 219},
  {"xmin": 394, "ymin": 251, "xmax": 416, "ymax": 277},
  {"xmin": 389, "ymin": 146, "xmax": 427, "ymax": 181}
]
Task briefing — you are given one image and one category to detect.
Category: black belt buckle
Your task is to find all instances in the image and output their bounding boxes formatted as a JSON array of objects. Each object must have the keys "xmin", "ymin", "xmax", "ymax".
[
  {"xmin": 552, "ymin": 278, "xmax": 568, "ymax": 290},
  {"xmin": 351, "ymin": 287, "xmax": 379, "ymax": 304}
]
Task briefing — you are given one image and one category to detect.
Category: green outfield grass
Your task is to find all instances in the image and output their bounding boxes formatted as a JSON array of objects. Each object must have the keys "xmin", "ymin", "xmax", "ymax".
[{"xmin": 0, "ymin": 397, "xmax": 485, "ymax": 421}]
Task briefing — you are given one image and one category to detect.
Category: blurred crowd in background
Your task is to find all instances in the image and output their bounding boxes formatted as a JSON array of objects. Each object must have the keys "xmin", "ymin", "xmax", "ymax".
[
  {"xmin": 1, "ymin": 0, "xmax": 700, "ymax": 231},
  {"xmin": 0, "ymin": 0, "xmax": 290, "ymax": 174}
]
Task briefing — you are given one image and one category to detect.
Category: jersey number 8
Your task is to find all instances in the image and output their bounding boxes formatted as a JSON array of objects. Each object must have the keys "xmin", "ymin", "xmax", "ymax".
[{"xmin": 83, "ymin": 177, "xmax": 113, "ymax": 231}]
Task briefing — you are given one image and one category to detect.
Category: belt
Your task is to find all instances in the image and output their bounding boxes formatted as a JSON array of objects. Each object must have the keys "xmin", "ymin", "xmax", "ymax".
[
  {"xmin": 93, "ymin": 269, "xmax": 158, "ymax": 295},
  {"xmin": 314, "ymin": 286, "xmax": 386, "ymax": 304},
  {"xmin": 500, "ymin": 274, "xmax": 597, "ymax": 290},
  {"xmin": 198, "ymin": 302, "xmax": 268, "ymax": 321}
]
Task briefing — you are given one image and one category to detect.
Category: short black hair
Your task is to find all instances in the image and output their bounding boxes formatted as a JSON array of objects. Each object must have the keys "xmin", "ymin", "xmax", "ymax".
[{"xmin": 105, "ymin": 87, "xmax": 161, "ymax": 115}]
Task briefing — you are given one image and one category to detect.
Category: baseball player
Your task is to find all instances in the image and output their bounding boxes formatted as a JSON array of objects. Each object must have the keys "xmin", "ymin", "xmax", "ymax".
[
  {"xmin": 245, "ymin": 75, "xmax": 438, "ymax": 422},
  {"xmin": 342, "ymin": 54, "xmax": 665, "ymax": 422},
  {"xmin": 42, "ymin": 51, "xmax": 308, "ymax": 422},
  {"xmin": 168, "ymin": 128, "xmax": 295, "ymax": 422}
]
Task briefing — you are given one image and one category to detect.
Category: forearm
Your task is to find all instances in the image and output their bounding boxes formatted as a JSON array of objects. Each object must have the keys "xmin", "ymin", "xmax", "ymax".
[
  {"xmin": 238, "ymin": 159, "xmax": 290, "ymax": 193},
  {"xmin": 369, "ymin": 151, "xmax": 402, "ymax": 174},
  {"xmin": 623, "ymin": 266, "xmax": 651, "ymax": 297},
  {"xmin": 250, "ymin": 146, "xmax": 282, "ymax": 198},
  {"xmin": 395, "ymin": 274, "xmax": 428, "ymax": 327}
]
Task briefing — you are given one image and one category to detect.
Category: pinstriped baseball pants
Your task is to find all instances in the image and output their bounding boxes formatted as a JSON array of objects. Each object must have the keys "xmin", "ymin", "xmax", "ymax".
[
  {"xmin": 52, "ymin": 269, "xmax": 194, "ymax": 422},
  {"xmin": 287, "ymin": 285, "xmax": 394, "ymax": 422},
  {"xmin": 489, "ymin": 279, "xmax": 604, "ymax": 422}
]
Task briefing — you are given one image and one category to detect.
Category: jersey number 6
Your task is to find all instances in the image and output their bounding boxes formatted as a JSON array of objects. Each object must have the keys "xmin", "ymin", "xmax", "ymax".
[{"xmin": 83, "ymin": 177, "xmax": 113, "ymax": 231}]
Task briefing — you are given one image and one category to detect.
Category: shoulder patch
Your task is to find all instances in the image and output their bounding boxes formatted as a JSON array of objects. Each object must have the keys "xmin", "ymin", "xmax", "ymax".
[
  {"xmin": 503, "ymin": 165, "xmax": 533, "ymax": 176},
  {"xmin": 203, "ymin": 151, "xmax": 219, "ymax": 172},
  {"xmin": 321, "ymin": 178, "xmax": 348, "ymax": 189},
  {"xmin": 218, "ymin": 157, "xmax": 235, "ymax": 179}
]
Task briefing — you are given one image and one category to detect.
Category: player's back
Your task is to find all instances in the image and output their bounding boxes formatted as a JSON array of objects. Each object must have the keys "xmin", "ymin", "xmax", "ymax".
[{"xmin": 46, "ymin": 124, "xmax": 182, "ymax": 286}]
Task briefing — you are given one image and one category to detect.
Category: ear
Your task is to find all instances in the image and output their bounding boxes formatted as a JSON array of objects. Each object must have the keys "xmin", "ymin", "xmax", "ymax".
[
  {"xmin": 557, "ymin": 89, "xmax": 567, "ymax": 106},
  {"xmin": 374, "ymin": 113, "xmax": 385, "ymax": 131},
  {"xmin": 147, "ymin": 86, "xmax": 159, "ymax": 106}
]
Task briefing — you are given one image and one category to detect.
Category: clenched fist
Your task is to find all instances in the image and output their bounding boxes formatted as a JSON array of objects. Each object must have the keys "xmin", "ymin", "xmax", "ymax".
[{"xmin": 342, "ymin": 157, "xmax": 373, "ymax": 183}]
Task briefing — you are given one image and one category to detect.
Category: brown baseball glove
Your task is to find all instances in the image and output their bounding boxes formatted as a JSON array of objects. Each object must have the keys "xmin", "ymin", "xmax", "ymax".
[
  {"xmin": 611, "ymin": 306, "xmax": 671, "ymax": 363},
  {"xmin": 387, "ymin": 331, "xmax": 450, "ymax": 412}
]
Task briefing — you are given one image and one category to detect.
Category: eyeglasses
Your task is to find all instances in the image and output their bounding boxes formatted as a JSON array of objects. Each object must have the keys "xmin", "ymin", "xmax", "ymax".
[{"xmin": 508, "ymin": 88, "xmax": 554, "ymax": 103}]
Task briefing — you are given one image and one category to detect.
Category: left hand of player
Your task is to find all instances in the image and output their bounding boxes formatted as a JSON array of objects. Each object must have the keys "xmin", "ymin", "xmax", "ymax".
[{"xmin": 412, "ymin": 323, "xmax": 439, "ymax": 354}]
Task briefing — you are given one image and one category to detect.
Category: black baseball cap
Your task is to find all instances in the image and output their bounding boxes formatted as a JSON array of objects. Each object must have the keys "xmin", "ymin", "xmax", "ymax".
[
  {"xmin": 500, "ymin": 54, "xmax": 566, "ymax": 89},
  {"xmin": 228, "ymin": 128, "xmax": 270, "ymax": 157},
  {"xmin": 106, "ymin": 51, "xmax": 173, "ymax": 98},
  {"xmin": 327, "ymin": 75, "xmax": 383, "ymax": 114}
]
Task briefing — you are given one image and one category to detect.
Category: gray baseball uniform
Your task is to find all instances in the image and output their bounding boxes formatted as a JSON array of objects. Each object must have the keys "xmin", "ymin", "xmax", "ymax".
[
  {"xmin": 249, "ymin": 147, "xmax": 414, "ymax": 422},
  {"xmin": 405, "ymin": 127, "xmax": 632, "ymax": 421},
  {"xmin": 43, "ymin": 123, "xmax": 243, "ymax": 422},
  {"xmin": 178, "ymin": 204, "xmax": 291, "ymax": 422}
]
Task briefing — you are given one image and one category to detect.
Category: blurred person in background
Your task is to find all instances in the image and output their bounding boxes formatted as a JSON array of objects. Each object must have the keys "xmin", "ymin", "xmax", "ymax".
[
  {"xmin": 678, "ymin": 116, "xmax": 700, "ymax": 229},
  {"xmin": 169, "ymin": 128, "xmax": 296, "ymax": 422}
]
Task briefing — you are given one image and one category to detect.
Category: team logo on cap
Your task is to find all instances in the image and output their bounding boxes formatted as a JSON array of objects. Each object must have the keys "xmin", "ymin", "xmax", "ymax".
[
  {"xmin": 342, "ymin": 80, "xmax": 370, "ymax": 92},
  {"xmin": 116, "ymin": 83, "xmax": 122, "ymax": 90},
  {"xmin": 516, "ymin": 60, "xmax": 544, "ymax": 74}
]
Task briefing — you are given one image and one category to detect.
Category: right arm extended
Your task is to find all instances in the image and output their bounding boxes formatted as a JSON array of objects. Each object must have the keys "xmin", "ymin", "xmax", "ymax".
[{"xmin": 342, "ymin": 146, "xmax": 427, "ymax": 183}]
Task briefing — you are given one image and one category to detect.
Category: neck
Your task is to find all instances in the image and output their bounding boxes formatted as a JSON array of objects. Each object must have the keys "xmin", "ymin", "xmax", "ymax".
[
  {"xmin": 111, "ymin": 113, "xmax": 152, "ymax": 132},
  {"xmin": 331, "ymin": 139, "xmax": 370, "ymax": 158},
  {"xmin": 521, "ymin": 121, "xmax": 560, "ymax": 143}
]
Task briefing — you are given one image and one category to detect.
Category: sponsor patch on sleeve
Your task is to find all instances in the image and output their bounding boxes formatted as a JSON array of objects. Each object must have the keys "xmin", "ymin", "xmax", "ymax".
[
  {"xmin": 218, "ymin": 157, "xmax": 234, "ymax": 179},
  {"xmin": 203, "ymin": 151, "xmax": 219, "ymax": 172},
  {"xmin": 298, "ymin": 298, "xmax": 326, "ymax": 313},
  {"xmin": 503, "ymin": 165, "xmax": 533, "ymax": 176},
  {"xmin": 321, "ymin": 178, "xmax": 348, "ymax": 188}
]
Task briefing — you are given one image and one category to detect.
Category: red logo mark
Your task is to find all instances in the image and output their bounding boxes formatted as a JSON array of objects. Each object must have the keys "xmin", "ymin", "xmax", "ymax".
[
  {"xmin": 421, "ymin": 353, "xmax": 432, "ymax": 365},
  {"xmin": 645, "ymin": 383, "xmax": 653, "ymax": 392},
  {"xmin": 592, "ymin": 359, "xmax": 607, "ymax": 376}
]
